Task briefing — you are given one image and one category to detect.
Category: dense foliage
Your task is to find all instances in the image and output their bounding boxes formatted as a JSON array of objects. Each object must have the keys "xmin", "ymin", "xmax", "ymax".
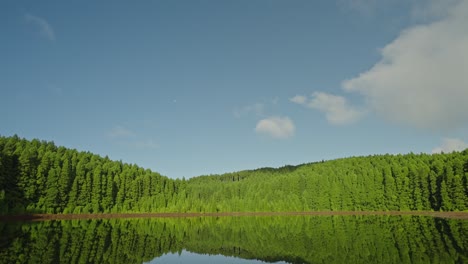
[
  {"xmin": 0, "ymin": 135, "xmax": 183, "ymax": 214},
  {"xmin": 0, "ymin": 135, "xmax": 467, "ymax": 214},
  {"xmin": 1, "ymin": 215, "xmax": 467, "ymax": 263}
]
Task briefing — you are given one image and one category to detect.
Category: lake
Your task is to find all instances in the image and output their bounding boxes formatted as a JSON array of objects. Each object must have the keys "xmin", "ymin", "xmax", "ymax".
[{"xmin": 0, "ymin": 215, "xmax": 467, "ymax": 263}]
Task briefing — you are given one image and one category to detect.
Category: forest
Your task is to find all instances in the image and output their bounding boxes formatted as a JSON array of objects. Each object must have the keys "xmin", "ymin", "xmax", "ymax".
[
  {"xmin": 0, "ymin": 215, "xmax": 467, "ymax": 263},
  {"xmin": 0, "ymin": 135, "xmax": 467, "ymax": 214}
]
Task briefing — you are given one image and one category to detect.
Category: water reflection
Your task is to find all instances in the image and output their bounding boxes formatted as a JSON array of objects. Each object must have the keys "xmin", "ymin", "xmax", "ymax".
[
  {"xmin": 147, "ymin": 250, "xmax": 288, "ymax": 264},
  {"xmin": 0, "ymin": 215, "xmax": 467, "ymax": 264}
]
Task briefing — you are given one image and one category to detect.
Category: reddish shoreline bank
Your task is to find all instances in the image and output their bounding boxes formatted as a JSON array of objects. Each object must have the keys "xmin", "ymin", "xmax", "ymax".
[{"xmin": 1, "ymin": 211, "xmax": 467, "ymax": 221}]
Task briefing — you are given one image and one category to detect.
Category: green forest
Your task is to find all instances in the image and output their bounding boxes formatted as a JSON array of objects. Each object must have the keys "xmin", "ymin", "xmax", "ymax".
[
  {"xmin": 0, "ymin": 135, "xmax": 467, "ymax": 214},
  {"xmin": 1, "ymin": 215, "xmax": 467, "ymax": 263}
]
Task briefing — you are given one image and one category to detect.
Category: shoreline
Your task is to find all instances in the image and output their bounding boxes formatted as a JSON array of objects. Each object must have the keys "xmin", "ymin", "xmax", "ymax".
[{"xmin": 1, "ymin": 211, "xmax": 468, "ymax": 221}]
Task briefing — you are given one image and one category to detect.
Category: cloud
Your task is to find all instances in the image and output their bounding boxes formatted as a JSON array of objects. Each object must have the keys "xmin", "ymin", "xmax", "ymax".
[
  {"xmin": 289, "ymin": 95, "xmax": 307, "ymax": 105},
  {"xmin": 234, "ymin": 103, "xmax": 265, "ymax": 118},
  {"xmin": 432, "ymin": 138, "xmax": 468, "ymax": 153},
  {"xmin": 411, "ymin": 0, "xmax": 462, "ymax": 21},
  {"xmin": 255, "ymin": 116, "xmax": 295, "ymax": 139},
  {"xmin": 290, "ymin": 92, "xmax": 365, "ymax": 125},
  {"xmin": 338, "ymin": 0, "xmax": 458, "ymax": 19},
  {"xmin": 24, "ymin": 13, "xmax": 55, "ymax": 41},
  {"xmin": 342, "ymin": 0, "xmax": 468, "ymax": 130},
  {"xmin": 108, "ymin": 126, "xmax": 136, "ymax": 138}
]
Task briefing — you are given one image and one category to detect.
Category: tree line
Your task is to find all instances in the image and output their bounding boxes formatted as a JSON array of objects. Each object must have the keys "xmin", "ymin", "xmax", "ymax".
[{"xmin": 0, "ymin": 135, "xmax": 467, "ymax": 214}]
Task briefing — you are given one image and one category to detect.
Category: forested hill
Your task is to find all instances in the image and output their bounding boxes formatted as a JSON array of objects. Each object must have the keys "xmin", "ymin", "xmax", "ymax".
[{"xmin": 0, "ymin": 135, "xmax": 467, "ymax": 215}]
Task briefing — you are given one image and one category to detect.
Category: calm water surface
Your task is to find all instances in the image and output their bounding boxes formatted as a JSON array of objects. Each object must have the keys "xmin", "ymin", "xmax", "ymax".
[
  {"xmin": 0, "ymin": 215, "xmax": 467, "ymax": 263},
  {"xmin": 148, "ymin": 250, "xmax": 287, "ymax": 264}
]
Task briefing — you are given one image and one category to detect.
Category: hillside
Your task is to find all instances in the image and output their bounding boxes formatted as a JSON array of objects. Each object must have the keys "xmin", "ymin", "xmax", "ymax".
[{"xmin": 0, "ymin": 135, "xmax": 467, "ymax": 214}]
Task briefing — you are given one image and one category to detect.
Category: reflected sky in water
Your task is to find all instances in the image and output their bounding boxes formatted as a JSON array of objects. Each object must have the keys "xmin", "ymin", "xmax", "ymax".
[{"xmin": 147, "ymin": 250, "xmax": 288, "ymax": 264}]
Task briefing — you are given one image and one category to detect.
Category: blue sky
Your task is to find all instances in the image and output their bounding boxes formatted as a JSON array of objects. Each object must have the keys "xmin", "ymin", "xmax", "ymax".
[{"xmin": 1, "ymin": 0, "xmax": 468, "ymax": 178}]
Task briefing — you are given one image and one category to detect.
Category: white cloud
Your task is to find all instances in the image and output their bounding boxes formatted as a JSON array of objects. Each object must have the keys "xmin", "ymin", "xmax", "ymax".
[
  {"xmin": 24, "ymin": 13, "xmax": 55, "ymax": 41},
  {"xmin": 308, "ymin": 92, "xmax": 365, "ymax": 125},
  {"xmin": 411, "ymin": 0, "xmax": 462, "ymax": 21},
  {"xmin": 290, "ymin": 92, "xmax": 365, "ymax": 125},
  {"xmin": 234, "ymin": 103, "xmax": 265, "ymax": 118},
  {"xmin": 289, "ymin": 95, "xmax": 307, "ymax": 105},
  {"xmin": 108, "ymin": 126, "xmax": 136, "ymax": 138},
  {"xmin": 255, "ymin": 116, "xmax": 295, "ymax": 139},
  {"xmin": 342, "ymin": 0, "xmax": 468, "ymax": 130},
  {"xmin": 338, "ymin": 0, "xmax": 461, "ymax": 19},
  {"xmin": 432, "ymin": 138, "xmax": 468, "ymax": 153}
]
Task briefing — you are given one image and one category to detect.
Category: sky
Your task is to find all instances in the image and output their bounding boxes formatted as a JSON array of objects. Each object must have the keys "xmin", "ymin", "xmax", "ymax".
[{"xmin": 1, "ymin": 0, "xmax": 467, "ymax": 179}]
